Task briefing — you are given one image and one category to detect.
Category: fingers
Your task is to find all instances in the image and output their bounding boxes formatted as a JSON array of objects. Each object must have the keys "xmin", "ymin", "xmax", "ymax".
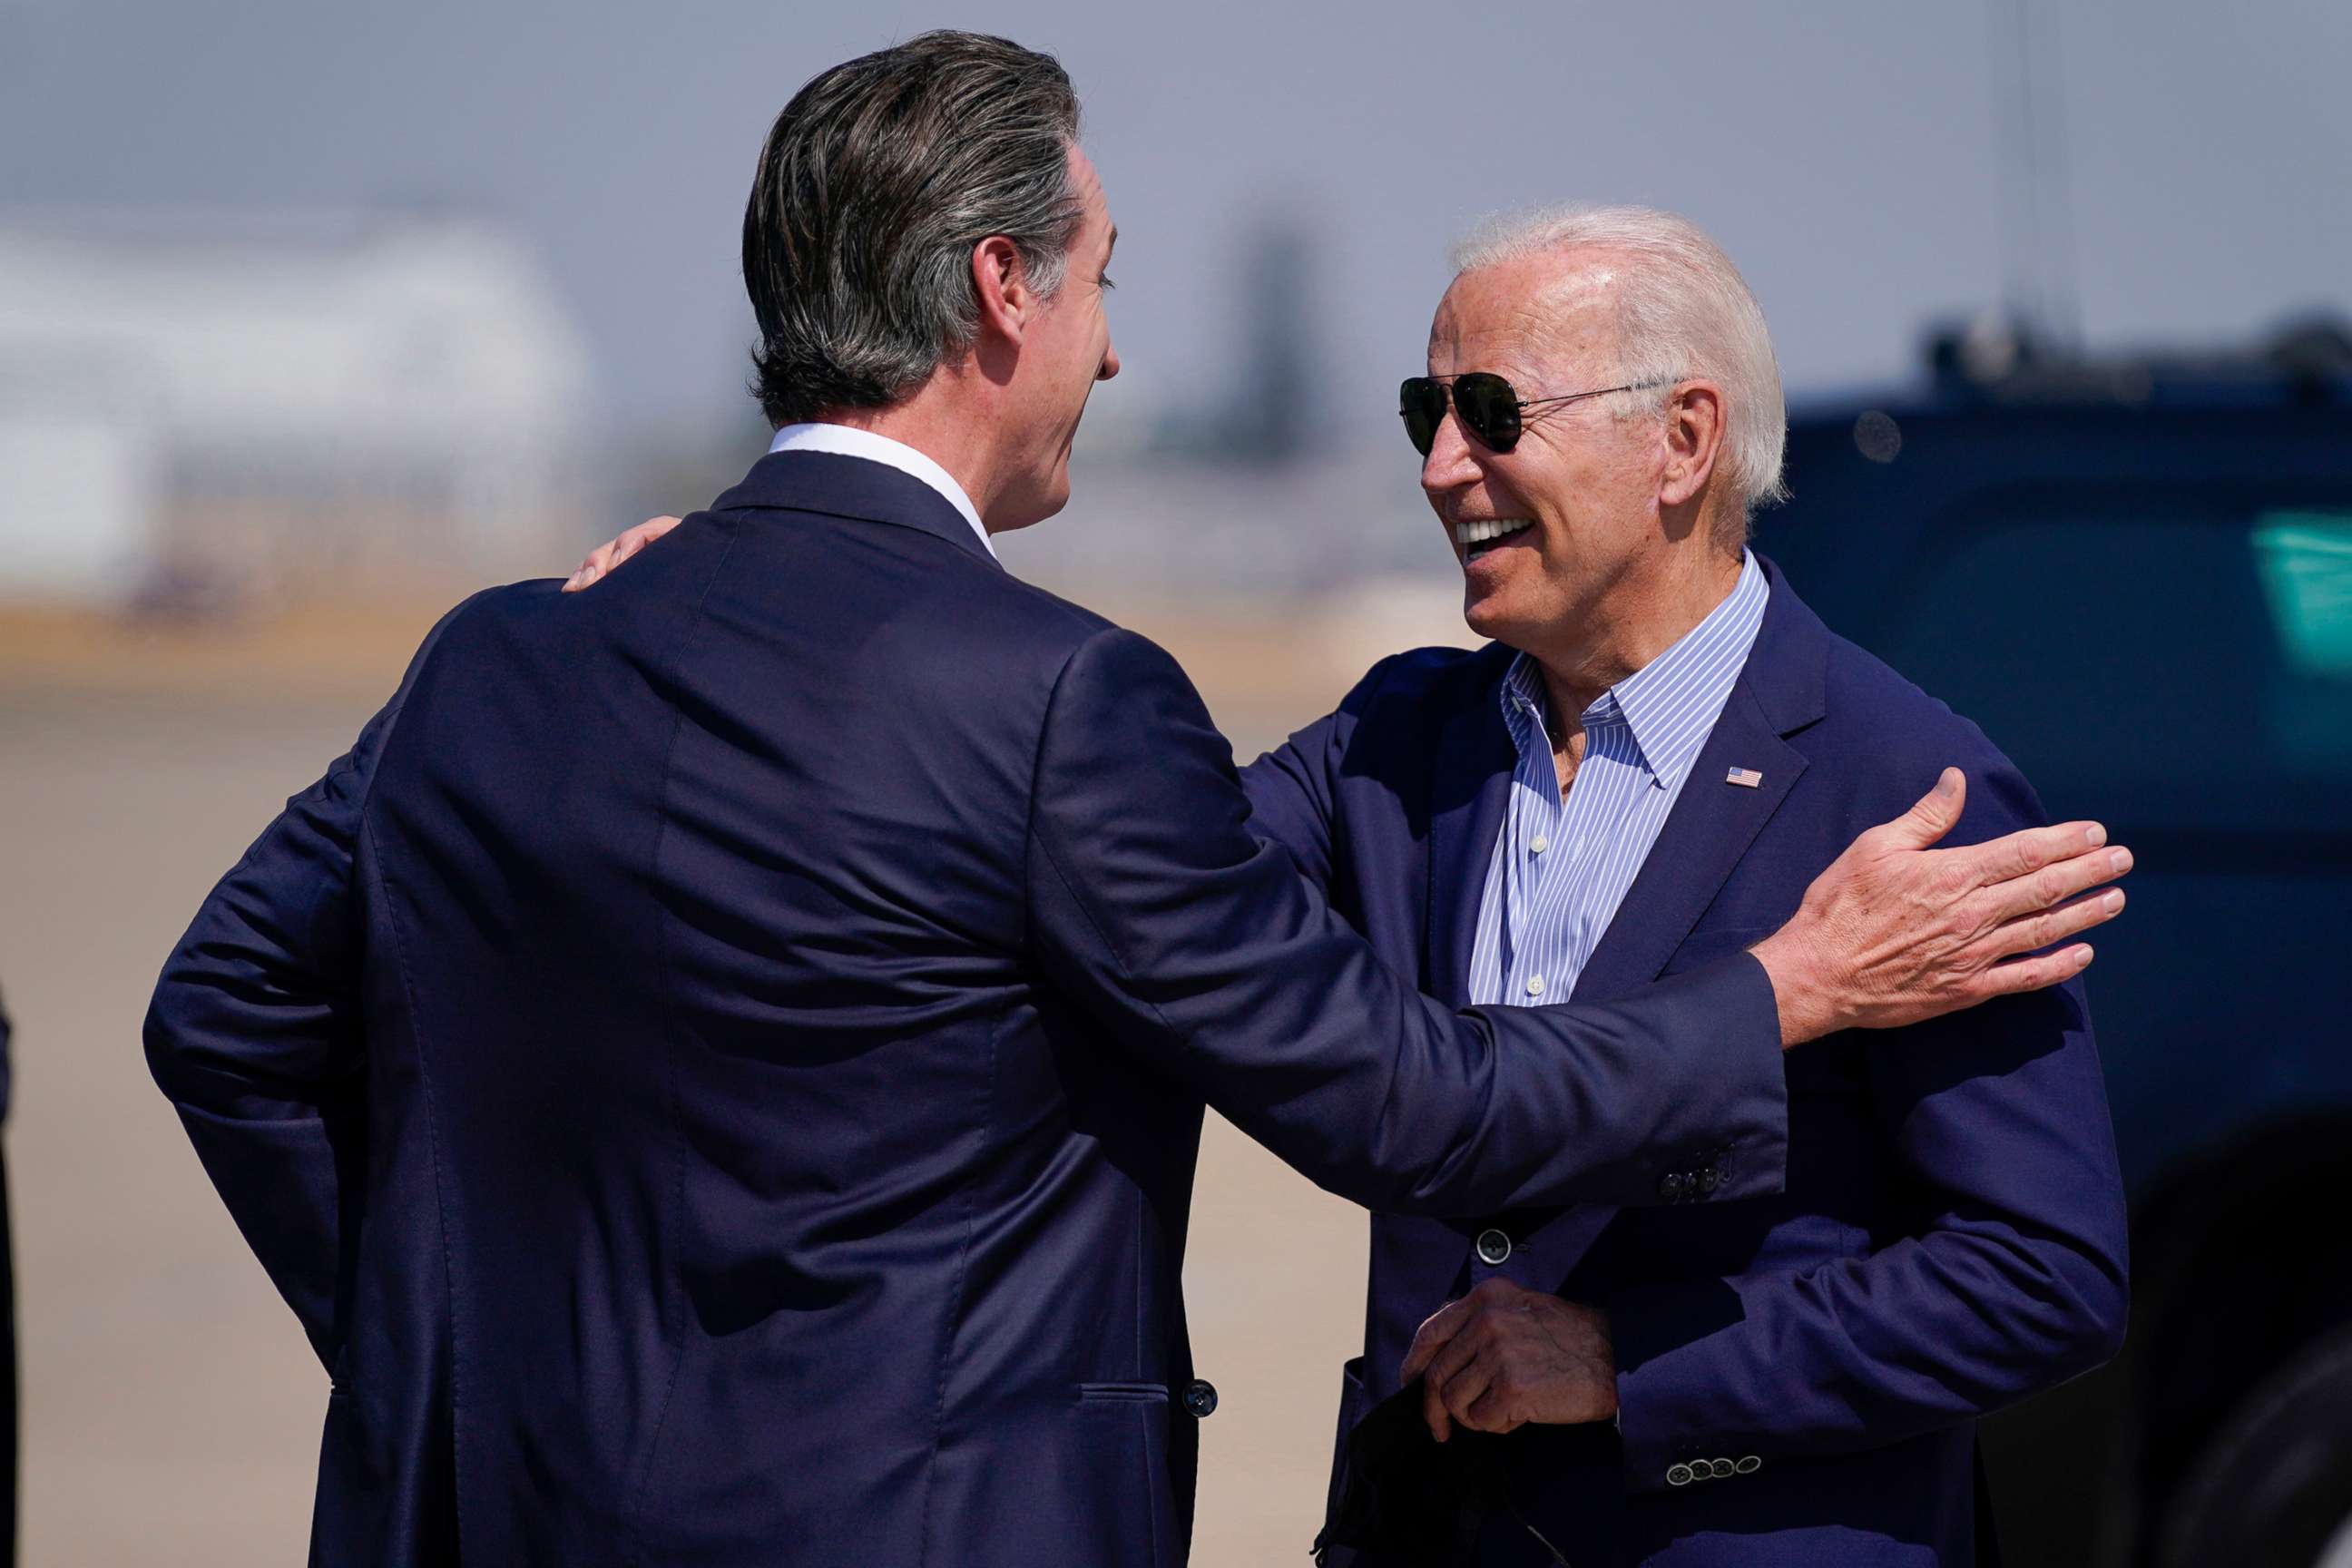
[
  {"xmin": 1878, "ymin": 768, "xmax": 1966, "ymax": 850},
  {"xmin": 1958, "ymin": 819, "xmax": 2111, "ymax": 891},
  {"xmin": 563, "ymin": 516, "xmax": 683, "ymax": 593},
  {"xmin": 613, "ymin": 516, "xmax": 678, "ymax": 565},
  {"xmin": 1430, "ymin": 1356, "xmax": 1497, "ymax": 1441},
  {"xmin": 1399, "ymin": 1297, "xmax": 1471, "ymax": 1385},
  {"xmin": 1422, "ymin": 1370, "xmax": 1454, "ymax": 1444},
  {"xmin": 1979, "ymin": 842, "xmax": 2132, "ymax": 925},
  {"xmin": 1981, "ymin": 887, "xmax": 2125, "ymax": 961},
  {"xmin": 1402, "ymin": 1281, "xmax": 1529, "ymax": 1441},
  {"xmin": 1973, "ymin": 942, "xmax": 2096, "ymax": 999},
  {"xmin": 563, "ymin": 542, "xmax": 618, "ymax": 592},
  {"xmin": 1417, "ymin": 1326, "xmax": 1490, "ymax": 1443},
  {"xmin": 1461, "ymin": 1382, "xmax": 1526, "ymax": 1436}
]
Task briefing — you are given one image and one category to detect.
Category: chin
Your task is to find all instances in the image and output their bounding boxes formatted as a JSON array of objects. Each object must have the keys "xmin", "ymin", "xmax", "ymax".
[
  {"xmin": 1032, "ymin": 460, "xmax": 1074, "ymax": 520},
  {"xmin": 1462, "ymin": 591, "xmax": 1510, "ymax": 644}
]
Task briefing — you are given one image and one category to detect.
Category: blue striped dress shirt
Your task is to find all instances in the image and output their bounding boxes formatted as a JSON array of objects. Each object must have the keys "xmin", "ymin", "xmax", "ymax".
[{"xmin": 1467, "ymin": 552, "xmax": 1770, "ymax": 1009}]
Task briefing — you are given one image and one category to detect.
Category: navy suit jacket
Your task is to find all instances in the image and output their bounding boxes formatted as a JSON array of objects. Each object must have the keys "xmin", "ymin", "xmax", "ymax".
[
  {"xmin": 1246, "ymin": 560, "xmax": 2129, "ymax": 1567},
  {"xmin": 144, "ymin": 452, "xmax": 1800, "ymax": 1568}
]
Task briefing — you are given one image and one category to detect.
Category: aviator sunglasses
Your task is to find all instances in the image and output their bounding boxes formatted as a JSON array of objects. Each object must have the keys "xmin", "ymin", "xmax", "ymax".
[{"xmin": 1398, "ymin": 373, "xmax": 1671, "ymax": 456}]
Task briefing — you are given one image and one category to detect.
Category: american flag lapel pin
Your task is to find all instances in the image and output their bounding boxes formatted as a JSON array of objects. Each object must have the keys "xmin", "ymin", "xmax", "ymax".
[{"xmin": 1726, "ymin": 766, "xmax": 1764, "ymax": 789}]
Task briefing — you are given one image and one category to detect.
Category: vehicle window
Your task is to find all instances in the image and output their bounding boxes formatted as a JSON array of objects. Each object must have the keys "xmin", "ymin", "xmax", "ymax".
[
  {"xmin": 2254, "ymin": 512, "xmax": 2352, "ymax": 678},
  {"xmin": 1866, "ymin": 500, "xmax": 2352, "ymax": 835}
]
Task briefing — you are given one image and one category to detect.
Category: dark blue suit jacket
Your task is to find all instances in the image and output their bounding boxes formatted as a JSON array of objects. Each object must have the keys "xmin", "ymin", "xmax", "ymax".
[
  {"xmin": 1246, "ymin": 560, "xmax": 2129, "ymax": 1567},
  {"xmin": 143, "ymin": 452, "xmax": 1800, "ymax": 1568}
]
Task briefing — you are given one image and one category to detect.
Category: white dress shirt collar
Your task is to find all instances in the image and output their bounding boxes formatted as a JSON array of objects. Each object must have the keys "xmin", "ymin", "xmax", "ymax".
[{"xmin": 767, "ymin": 423, "xmax": 996, "ymax": 559}]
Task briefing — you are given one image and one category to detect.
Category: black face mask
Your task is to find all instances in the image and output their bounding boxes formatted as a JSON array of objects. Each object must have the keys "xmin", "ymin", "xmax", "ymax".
[{"xmin": 1311, "ymin": 1377, "xmax": 1574, "ymax": 1567}]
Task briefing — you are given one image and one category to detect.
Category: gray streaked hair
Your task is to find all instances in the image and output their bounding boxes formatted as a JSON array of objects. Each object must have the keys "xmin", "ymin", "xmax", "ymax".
[
  {"xmin": 1451, "ymin": 204, "xmax": 1789, "ymax": 533},
  {"xmin": 743, "ymin": 31, "xmax": 1084, "ymax": 427}
]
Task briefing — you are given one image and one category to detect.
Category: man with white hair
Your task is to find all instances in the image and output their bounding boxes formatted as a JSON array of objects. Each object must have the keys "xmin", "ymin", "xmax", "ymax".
[{"xmin": 1250, "ymin": 206, "xmax": 2129, "ymax": 1566}]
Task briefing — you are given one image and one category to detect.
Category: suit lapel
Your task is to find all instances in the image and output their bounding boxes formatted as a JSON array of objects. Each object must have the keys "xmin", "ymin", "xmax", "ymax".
[
  {"xmin": 1424, "ymin": 653, "xmax": 1517, "ymax": 1006},
  {"xmin": 1567, "ymin": 681, "xmax": 1805, "ymax": 1003},
  {"xmin": 1571, "ymin": 556, "xmax": 1830, "ymax": 1004}
]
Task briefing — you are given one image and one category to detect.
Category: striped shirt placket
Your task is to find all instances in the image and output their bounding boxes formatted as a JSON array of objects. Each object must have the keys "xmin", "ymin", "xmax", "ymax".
[{"xmin": 1466, "ymin": 553, "xmax": 1771, "ymax": 1013}]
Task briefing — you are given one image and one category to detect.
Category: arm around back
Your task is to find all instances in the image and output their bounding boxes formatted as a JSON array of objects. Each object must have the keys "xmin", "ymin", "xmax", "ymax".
[{"xmin": 1024, "ymin": 626, "xmax": 1788, "ymax": 1217}]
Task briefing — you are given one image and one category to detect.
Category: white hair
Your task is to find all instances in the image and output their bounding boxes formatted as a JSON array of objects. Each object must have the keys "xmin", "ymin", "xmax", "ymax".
[{"xmin": 1450, "ymin": 204, "xmax": 1788, "ymax": 532}]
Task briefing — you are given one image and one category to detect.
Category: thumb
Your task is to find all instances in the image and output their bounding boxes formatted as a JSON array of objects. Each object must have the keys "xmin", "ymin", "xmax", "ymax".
[{"xmin": 1885, "ymin": 767, "xmax": 1966, "ymax": 848}]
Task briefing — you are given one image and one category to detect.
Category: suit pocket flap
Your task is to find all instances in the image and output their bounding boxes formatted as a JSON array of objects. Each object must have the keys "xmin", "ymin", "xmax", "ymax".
[{"xmin": 1078, "ymin": 1380, "xmax": 1171, "ymax": 1403}]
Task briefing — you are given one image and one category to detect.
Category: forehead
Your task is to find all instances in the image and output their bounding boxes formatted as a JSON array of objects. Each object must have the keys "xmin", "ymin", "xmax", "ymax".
[
  {"xmin": 1426, "ymin": 248, "xmax": 1622, "ymax": 376},
  {"xmin": 1065, "ymin": 144, "xmax": 1112, "ymax": 243}
]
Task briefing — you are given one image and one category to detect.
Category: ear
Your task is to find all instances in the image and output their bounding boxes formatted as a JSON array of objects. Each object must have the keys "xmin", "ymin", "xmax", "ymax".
[
  {"xmin": 1659, "ymin": 379, "xmax": 1726, "ymax": 509},
  {"xmin": 970, "ymin": 236, "xmax": 1034, "ymax": 348}
]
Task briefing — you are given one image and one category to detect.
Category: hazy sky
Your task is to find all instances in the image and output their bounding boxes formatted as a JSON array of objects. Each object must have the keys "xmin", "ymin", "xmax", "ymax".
[{"xmin": 5, "ymin": 0, "xmax": 2346, "ymax": 439}]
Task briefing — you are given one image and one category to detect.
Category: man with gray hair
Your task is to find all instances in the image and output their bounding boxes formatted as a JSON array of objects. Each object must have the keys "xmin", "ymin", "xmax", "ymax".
[{"xmin": 1251, "ymin": 207, "xmax": 2129, "ymax": 1566}]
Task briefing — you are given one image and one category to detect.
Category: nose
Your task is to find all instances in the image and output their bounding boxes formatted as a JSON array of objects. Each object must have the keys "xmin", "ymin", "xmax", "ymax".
[
  {"xmin": 1419, "ymin": 402, "xmax": 1481, "ymax": 495},
  {"xmin": 1097, "ymin": 339, "xmax": 1121, "ymax": 382}
]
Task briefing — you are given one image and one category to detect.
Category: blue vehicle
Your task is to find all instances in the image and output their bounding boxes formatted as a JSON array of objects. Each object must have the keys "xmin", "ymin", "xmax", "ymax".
[{"xmin": 1759, "ymin": 321, "xmax": 2352, "ymax": 1568}]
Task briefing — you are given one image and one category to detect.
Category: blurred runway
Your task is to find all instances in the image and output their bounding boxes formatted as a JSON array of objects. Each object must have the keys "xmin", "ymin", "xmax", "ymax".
[{"xmin": 0, "ymin": 587, "xmax": 1478, "ymax": 1565}]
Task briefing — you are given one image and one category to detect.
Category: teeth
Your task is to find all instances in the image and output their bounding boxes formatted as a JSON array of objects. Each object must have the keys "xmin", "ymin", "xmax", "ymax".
[{"xmin": 1454, "ymin": 517, "xmax": 1534, "ymax": 547}]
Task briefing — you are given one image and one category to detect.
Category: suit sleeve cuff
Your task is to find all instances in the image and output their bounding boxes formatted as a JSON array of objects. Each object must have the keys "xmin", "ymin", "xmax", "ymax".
[
  {"xmin": 1610, "ymin": 1276, "xmax": 1769, "ymax": 1494},
  {"xmin": 1633, "ymin": 954, "xmax": 1789, "ymax": 1209}
]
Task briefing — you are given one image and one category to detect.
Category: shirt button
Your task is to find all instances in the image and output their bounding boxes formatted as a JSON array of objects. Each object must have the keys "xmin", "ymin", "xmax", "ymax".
[
  {"xmin": 1475, "ymin": 1228, "xmax": 1512, "ymax": 1266},
  {"xmin": 1530, "ymin": 835, "xmax": 1549, "ymax": 855},
  {"xmin": 1524, "ymin": 975, "xmax": 1545, "ymax": 997}
]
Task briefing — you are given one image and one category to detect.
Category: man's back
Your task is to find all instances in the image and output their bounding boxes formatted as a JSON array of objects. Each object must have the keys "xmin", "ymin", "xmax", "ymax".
[{"xmin": 347, "ymin": 452, "xmax": 1196, "ymax": 1563}]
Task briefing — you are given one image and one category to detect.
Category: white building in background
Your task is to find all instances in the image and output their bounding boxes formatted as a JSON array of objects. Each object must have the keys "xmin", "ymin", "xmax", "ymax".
[{"xmin": 0, "ymin": 211, "xmax": 590, "ymax": 607}]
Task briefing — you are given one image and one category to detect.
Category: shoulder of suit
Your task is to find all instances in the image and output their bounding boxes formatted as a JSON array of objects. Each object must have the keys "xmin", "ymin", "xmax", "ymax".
[
  {"xmin": 1798, "ymin": 624, "xmax": 2043, "ymax": 837},
  {"xmin": 979, "ymin": 571, "xmax": 1124, "ymax": 646},
  {"xmin": 1334, "ymin": 641, "xmax": 1512, "ymax": 725},
  {"xmin": 1811, "ymin": 631, "xmax": 2007, "ymax": 763}
]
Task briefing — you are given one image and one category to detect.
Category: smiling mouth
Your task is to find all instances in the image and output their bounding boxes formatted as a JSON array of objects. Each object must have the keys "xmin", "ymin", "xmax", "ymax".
[{"xmin": 1455, "ymin": 517, "xmax": 1535, "ymax": 561}]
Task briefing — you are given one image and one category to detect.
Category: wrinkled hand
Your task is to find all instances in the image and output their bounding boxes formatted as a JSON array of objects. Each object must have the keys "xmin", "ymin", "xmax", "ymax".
[
  {"xmin": 563, "ymin": 516, "xmax": 681, "ymax": 591},
  {"xmin": 1751, "ymin": 768, "xmax": 2130, "ymax": 1046},
  {"xmin": 1397, "ymin": 1278, "xmax": 1616, "ymax": 1443}
]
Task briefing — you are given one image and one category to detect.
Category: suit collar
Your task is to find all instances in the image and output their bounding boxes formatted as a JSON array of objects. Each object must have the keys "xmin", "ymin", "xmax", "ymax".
[
  {"xmin": 766, "ymin": 423, "xmax": 996, "ymax": 558},
  {"xmin": 1735, "ymin": 554, "xmax": 1829, "ymax": 738},
  {"xmin": 711, "ymin": 449, "xmax": 1004, "ymax": 571}
]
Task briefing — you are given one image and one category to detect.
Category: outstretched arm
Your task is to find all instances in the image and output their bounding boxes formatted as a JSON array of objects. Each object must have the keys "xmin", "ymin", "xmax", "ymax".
[{"xmin": 1027, "ymin": 628, "xmax": 2124, "ymax": 1218}]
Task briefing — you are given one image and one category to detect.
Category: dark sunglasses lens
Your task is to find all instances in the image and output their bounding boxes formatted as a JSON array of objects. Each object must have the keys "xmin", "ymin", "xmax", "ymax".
[
  {"xmin": 1398, "ymin": 378, "xmax": 1445, "ymax": 456},
  {"xmin": 1452, "ymin": 373, "xmax": 1522, "ymax": 451}
]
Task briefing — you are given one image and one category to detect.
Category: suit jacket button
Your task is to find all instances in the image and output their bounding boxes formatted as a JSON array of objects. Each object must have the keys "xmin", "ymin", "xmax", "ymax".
[
  {"xmin": 1475, "ymin": 1228, "xmax": 1513, "ymax": 1266},
  {"xmin": 1182, "ymin": 1378, "xmax": 1219, "ymax": 1418},
  {"xmin": 1735, "ymin": 1455, "xmax": 1761, "ymax": 1475},
  {"xmin": 1709, "ymin": 1457, "xmax": 1737, "ymax": 1479},
  {"xmin": 1699, "ymin": 1167, "xmax": 1722, "ymax": 1195},
  {"xmin": 1659, "ymin": 1171, "xmax": 1685, "ymax": 1201},
  {"xmin": 1666, "ymin": 1464, "xmax": 1694, "ymax": 1487}
]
